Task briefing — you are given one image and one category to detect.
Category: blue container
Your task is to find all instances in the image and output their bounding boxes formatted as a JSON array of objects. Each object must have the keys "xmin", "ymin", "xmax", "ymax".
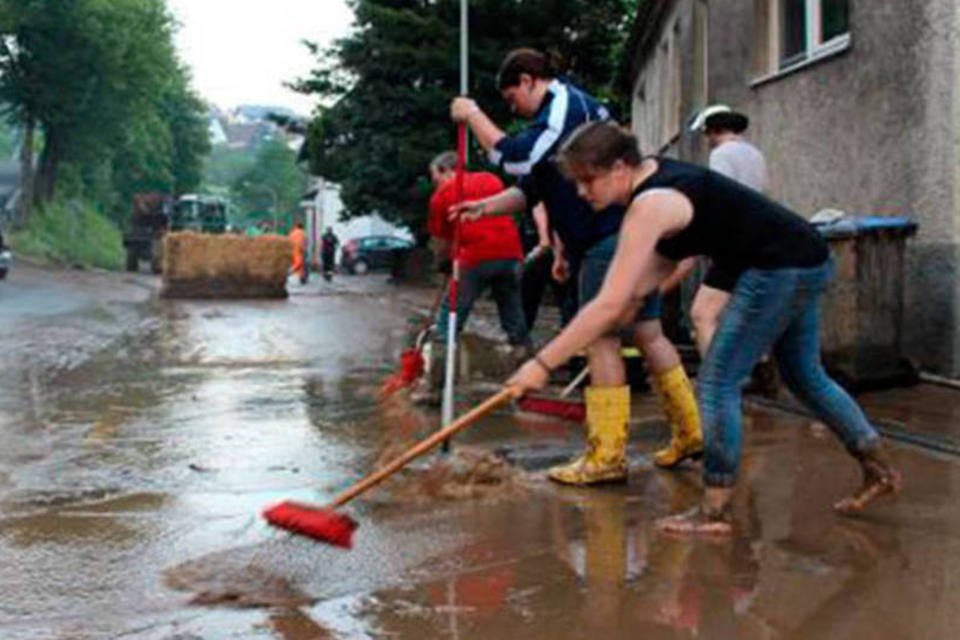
[{"xmin": 815, "ymin": 214, "xmax": 918, "ymax": 390}]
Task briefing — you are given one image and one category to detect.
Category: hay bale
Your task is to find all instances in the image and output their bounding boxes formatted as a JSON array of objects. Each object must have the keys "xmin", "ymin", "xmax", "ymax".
[{"xmin": 161, "ymin": 232, "xmax": 290, "ymax": 299}]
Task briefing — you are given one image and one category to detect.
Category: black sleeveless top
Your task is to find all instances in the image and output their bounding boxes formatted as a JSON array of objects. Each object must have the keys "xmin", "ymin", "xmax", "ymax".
[{"xmin": 633, "ymin": 158, "xmax": 828, "ymax": 279}]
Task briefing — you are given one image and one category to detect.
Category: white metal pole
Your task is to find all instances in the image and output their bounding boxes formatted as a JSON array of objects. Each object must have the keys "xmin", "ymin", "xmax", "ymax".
[{"xmin": 442, "ymin": 0, "xmax": 468, "ymax": 433}]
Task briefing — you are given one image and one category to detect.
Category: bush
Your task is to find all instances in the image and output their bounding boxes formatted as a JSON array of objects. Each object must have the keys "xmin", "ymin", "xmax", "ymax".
[{"xmin": 11, "ymin": 199, "xmax": 124, "ymax": 270}]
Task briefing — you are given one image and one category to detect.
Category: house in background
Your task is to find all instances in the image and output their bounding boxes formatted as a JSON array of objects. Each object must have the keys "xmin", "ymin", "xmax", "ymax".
[
  {"xmin": 621, "ymin": 0, "xmax": 960, "ymax": 374},
  {"xmin": 207, "ymin": 107, "xmax": 228, "ymax": 146},
  {"xmin": 206, "ymin": 104, "xmax": 305, "ymax": 151},
  {"xmin": 300, "ymin": 179, "xmax": 412, "ymax": 267}
]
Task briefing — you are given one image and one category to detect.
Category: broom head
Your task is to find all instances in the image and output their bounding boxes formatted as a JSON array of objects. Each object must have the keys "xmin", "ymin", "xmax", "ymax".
[
  {"xmin": 379, "ymin": 348, "xmax": 426, "ymax": 398},
  {"xmin": 516, "ymin": 395, "xmax": 586, "ymax": 422},
  {"xmin": 262, "ymin": 501, "xmax": 358, "ymax": 548}
]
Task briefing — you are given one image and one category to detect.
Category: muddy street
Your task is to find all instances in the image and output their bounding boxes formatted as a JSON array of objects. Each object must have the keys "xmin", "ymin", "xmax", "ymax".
[{"xmin": 1, "ymin": 265, "xmax": 959, "ymax": 639}]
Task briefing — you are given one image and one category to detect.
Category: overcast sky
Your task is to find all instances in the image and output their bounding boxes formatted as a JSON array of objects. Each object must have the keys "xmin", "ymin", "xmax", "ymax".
[{"xmin": 167, "ymin": 0, "xmax": 354, "ymax": 116}]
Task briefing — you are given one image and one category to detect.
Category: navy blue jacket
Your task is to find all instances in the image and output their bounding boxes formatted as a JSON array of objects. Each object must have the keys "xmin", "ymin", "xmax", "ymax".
[{"xmin": 489, "ymin": 79, "xmax": 624, "ymax": 260}]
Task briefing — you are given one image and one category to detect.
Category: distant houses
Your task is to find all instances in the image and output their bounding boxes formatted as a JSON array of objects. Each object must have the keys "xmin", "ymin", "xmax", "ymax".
[{"xmin": 206, "ymin": 104, "xmax": 305, "ymax": 151}]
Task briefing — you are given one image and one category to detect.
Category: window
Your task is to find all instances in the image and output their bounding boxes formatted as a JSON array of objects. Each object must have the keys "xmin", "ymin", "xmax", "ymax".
[
  {"xmin": 656, "ymin": 22, "xmax": 683, "ymax": 149},
  {"xmin": 692, "ymin": 0, "xmax": 709, "ymax": 113},
  {"xmin": 754, "ymin": 0, "xmax": 850, "ymax": 79},
  {"xmin": 780, "ymin": 0, "xmax": 807, "ymax": 67},
  {"xmin": 777, "ymin": 0, "xmax": 849, "ymax": 69},
  {"xmin": 630, "ymin": 14, "xmax": 687, "ymax": 153}
]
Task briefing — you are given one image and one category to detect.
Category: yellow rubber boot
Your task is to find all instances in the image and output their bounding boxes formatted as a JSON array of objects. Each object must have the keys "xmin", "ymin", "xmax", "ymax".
[
  {"xmin": 652, "ymin": 365, "xmax": 704, "ymax": 468},
  {"xmin": 548, "ymin": 386, "xmax": 629, "ymax": 485}
]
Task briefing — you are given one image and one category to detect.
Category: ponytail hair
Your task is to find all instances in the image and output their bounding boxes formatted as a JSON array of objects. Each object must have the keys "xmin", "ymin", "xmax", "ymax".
[
  {"xmin": 558, "ymin": 121, "xmax": 643, "ymax": 178},
  {"xmin": 496, "ymin": 48, "xmax": 559, "ymax": 90}
]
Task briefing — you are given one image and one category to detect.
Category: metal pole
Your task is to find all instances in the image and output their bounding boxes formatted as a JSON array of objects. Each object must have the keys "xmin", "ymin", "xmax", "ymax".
[
  {"xmin": 460, "ymin": 0, "xmax": 469, "ymax": 161},
  {"xmin": 441, "ymin": 0, "xmax": 469, "ymax": 436},
  {"xmin": 460, "ymin": 0, "xmax": 468, "ymax": 94}
]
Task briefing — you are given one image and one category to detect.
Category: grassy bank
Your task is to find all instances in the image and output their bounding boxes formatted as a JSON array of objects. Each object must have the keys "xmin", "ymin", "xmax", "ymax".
[{"xmin": 11, "ymin": 200, "xmax": 124, "ymax": 271}]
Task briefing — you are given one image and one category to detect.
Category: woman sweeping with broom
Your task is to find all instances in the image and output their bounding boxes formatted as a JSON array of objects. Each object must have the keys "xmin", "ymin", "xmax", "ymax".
[
  {"xmin": 450, "ymin": 48, "xmax": 703, "ymax": 484},
  {"xmin": 501, "ymin": 121, "xmax": 902, "ymax": 536}
]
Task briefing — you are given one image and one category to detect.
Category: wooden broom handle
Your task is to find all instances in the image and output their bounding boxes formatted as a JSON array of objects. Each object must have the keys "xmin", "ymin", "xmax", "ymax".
[{"xmin": 329, "ymin": 387, "xmax": 518, "ymax": 508}]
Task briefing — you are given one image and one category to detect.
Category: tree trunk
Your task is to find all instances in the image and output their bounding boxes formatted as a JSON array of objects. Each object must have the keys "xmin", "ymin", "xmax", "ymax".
[
  {"xmin": 17, "ymin": 119, "xmax": 34, "ymax": 223},
  {"xmin": 34, "ymin": 131, "xmax": 60, "ymax": 207}
]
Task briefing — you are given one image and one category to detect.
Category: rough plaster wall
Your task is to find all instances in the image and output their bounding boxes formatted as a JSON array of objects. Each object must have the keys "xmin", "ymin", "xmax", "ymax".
[
  {"xmin": 910, "ymin": 0, "xmax": 960, "ymax": 374},
  {"xmin": 705, "ymin": 0, "xmax": 960, "ymax": 373}
]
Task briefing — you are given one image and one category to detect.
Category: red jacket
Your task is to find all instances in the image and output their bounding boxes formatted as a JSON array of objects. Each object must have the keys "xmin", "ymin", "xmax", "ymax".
[{"xmin": 428, "ymin": 171, "xmax": 523, "ymax": 268}]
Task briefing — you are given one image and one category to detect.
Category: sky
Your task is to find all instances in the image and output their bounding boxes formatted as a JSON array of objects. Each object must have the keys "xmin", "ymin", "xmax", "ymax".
[{"xmin": 167, "ymin": 0, "xmax": 354, "ymax": 116}]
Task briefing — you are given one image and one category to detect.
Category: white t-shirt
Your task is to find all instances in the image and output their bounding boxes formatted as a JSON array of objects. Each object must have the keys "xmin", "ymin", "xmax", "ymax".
[{"xmin": 709, "ymin": 139, "xmax": 767, "ymax": 193}]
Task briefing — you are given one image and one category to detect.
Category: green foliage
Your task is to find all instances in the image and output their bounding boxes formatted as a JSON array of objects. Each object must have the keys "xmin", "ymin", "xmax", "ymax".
[
  {"xmin": 296, "ymin": 0, "xmax": 636, "ymax": 232},
  {"xmin": 230, "ymin": 138, "xmax": 308, "ymax": 229},
  {"xmin": 0, "ymin": 0, "xmax": 210, "ymax": 217},
  {"xmin": 0, "ymin": 121, "xmax": 15, "ymax": 159},
  {"xmin": 204, "ymin": 145, "xmax": 257, "ymax": 192},
  {"xmin": 11, "ymin": 198, "xmax": 124, "ymax": 270}
]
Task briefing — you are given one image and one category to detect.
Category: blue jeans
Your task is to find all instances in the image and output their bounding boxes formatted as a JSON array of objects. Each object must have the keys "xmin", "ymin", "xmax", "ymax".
[
  {"xmin": 437, "ymin": 259, "xmax": 531, "ymax": 346},
  {"xmin": 699, "ymin": 259, "xmax": 879, "ymax": 487},
  {"xmin": 577, "ymin": 233, "xmax": 662, "ymax": 320}
]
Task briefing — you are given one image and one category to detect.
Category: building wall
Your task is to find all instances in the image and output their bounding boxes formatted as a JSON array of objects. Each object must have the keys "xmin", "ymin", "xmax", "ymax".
[{"xmin": 628, "ymin": 0, "xmax": 960, "ymax": 373}]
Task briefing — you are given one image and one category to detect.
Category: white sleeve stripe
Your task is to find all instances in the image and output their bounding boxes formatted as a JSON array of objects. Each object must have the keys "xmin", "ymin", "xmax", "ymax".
[
  {"xmin": 502, "ymin": 159, "xmax": 535, "ymax": 175},
  {"xmin": 501, "ymin": 84, "xmax": 569, "ymax": 176},
  {"xmin": 526, "ymin": 83, "xmax": 567, "ymax": 165}
]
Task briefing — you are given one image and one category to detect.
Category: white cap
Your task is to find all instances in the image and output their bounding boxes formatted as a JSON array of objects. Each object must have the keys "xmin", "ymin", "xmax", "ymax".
[{"xmin": 689, "ymin": 104, "xmax": 732, "ymax": 132}]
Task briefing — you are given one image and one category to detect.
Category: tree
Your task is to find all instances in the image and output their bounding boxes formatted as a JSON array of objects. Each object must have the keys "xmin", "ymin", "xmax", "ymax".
[
  {"xmin": 109, "ymin": 64, "xmax": 211, "ymax": 218},
  {"xmin": 295, "ymin": 0, "xmax": 636, "ymax": 233},
  {"xmin": 0, "ymin": 0, "xmax": 209, "ymax": 220},
  {"xmin": 230, "ymin": 138, "xmax": 308, "ymax": 230}
]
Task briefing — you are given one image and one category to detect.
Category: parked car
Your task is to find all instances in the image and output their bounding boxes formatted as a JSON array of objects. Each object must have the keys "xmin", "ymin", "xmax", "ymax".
[{"xmin": 340, "ymin": 235, "xmax": 414, "ymax": 275}]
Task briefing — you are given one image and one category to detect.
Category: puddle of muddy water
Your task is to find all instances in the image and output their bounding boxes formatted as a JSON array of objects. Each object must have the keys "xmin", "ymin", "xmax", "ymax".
[
  {"xmin": 9, "ymin": 273, "xmax": 960, "ymax": 640},
  {"xmin": 165, "ymin": 556, "xmax": 315, "ymax": 609},
  {"xmin": 383, "ymin": 446, "xmax": 527, "ymax": 503},
  {"xmin": 164, "ymin": 446, "xmax": 531, "ymax": 610}
]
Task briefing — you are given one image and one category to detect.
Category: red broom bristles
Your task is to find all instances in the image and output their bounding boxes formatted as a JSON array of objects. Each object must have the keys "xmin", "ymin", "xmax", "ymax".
[
  {"xmin": 379, "ymin": 348, "xmax": 426, "ymax": 397},
  {"xmin": 516, "ymin": 395, "xmax": 586, "ymax": 422},
  {"xmin": 262, "ymin": 501, "xmax": 358, "ymax": 549}
]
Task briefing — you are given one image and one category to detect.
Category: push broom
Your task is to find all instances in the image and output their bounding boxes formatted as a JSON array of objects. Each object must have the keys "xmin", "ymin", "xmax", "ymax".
[
  {"xmin": 440, "ymin": 0, "xmax": 470, "ymax": 446},
  {"xmin": 262, "ymin": 387, "xmax": 517, "ymax": 548},
  {"xmin": 439, "ymin": 123, "xmax": 467, "ymax": 447},
  {"xmin": 515, "ymin": 348, "xmax": 646, "ymax": 421},
  {"xmin": 516, "ymin": 365, "xmax": 589, "ymax": 422},
  {"xmin": 379, "ymin": 276, "xmax": 450, "ymax": 398}
]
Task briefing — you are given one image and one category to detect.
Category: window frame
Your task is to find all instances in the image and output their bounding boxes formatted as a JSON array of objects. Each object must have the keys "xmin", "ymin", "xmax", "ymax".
[
  {"xmin": 752, "ymin": 0, "xmax": 851, "ymax": 86},
  {"xmin": 783, "ymin": 0, "xmax": 850, "ymax": 69}
]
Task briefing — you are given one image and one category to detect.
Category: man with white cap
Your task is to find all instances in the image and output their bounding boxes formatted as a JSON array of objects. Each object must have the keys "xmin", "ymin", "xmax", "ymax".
[
  {"xmin": 693, "ymin": 104, "xmax": 767, "ymax": 192},
  {"xmin": 662, "ymin": 104, "xmax": 768, "ymax": 355}
]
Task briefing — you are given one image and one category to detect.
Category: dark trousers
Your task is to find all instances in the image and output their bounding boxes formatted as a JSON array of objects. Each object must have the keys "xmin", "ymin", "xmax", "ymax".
[
  {"xmin": 321, "ymin": 251, "xmax": 335, "ymax": 274},
  {"xmin": 437, "ymin": 259, "xmax": 530, "ymax": 346},
  {"xmin": 521, "ymin": 248, "xmax": 573, "ymax": 331}
]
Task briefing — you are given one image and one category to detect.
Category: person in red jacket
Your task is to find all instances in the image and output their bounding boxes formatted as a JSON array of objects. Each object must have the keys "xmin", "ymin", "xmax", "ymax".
[{"xmin": 428, "ymin": 151, "xmax": 531, "ymax": 351}]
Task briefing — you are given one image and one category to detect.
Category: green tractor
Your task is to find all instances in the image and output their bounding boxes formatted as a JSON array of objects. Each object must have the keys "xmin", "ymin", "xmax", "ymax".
[
  {"xmin": 171, "ymin": 194, "xmax": 228, "ymax": 234},
  {"xmin": 123, "ymin": 193, "xmax": 229, "ymax": 274}
]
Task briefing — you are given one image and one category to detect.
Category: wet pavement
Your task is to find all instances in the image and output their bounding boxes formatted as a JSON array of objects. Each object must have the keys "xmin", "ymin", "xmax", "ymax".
[{"xmin": 1, "ymin": 264, "xmax": 959, "ymax": 639}]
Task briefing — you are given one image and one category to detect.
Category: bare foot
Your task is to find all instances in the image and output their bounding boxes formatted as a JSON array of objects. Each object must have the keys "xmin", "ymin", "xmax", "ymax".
[
  {"xmin": 834, "ymin": 464, "xmax": 902, "ymax": 514},
  {"xmin": 656, "ymin": 506, "xmax": 733, "ymax": 538}
]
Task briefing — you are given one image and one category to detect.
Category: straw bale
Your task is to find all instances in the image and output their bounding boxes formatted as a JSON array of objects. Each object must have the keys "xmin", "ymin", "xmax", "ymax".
[{"xmin": 161, "ymin": 232, "xmax": 290, "ymax": 299}]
